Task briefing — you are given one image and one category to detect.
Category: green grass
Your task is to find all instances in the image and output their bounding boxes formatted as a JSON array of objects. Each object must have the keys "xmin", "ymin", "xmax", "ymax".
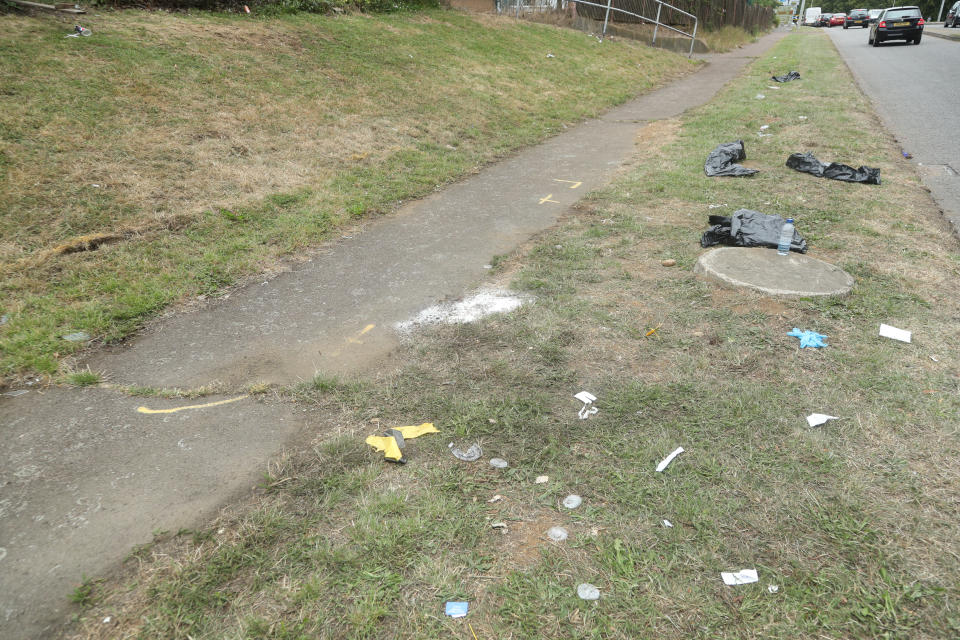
[
  {"xmin": 68, "ymin": 31, "xmax": 960, "ymax": 640},
  {"xmin": 0, "ymin": 8, "xmax": 696, "ymax": 383}
]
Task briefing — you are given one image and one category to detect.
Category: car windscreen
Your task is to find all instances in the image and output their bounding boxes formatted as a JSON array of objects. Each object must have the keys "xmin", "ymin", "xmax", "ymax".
[{"xmin": 882, "ymin": 8, "xmax": 921, "ymax": 19}]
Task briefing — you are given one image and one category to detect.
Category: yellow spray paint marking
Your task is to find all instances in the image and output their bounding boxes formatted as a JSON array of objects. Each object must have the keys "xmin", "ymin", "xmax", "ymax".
[
  {"xmin": 553, "ymin": 179, "xmax": 582, "ymax": 189},
  {"xmin": 347, "ymin": 324, "xmax": 375, "ymax": 345},
  {"xmin": 539, "ymin": 194, "xmax": 559, "ymax": 204},
  {"xmin": 347, "ymin": 323, "xmax": 375, "ymax": 345},
  {"xmin": 136, "ymin": 395, "xmax": 248, "ymax": 415}
]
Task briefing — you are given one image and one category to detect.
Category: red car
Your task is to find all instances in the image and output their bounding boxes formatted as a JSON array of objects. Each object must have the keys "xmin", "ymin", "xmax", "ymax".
[{"xmin": 829, "ymin": 13, "xmax": 847, "ymax": 26}]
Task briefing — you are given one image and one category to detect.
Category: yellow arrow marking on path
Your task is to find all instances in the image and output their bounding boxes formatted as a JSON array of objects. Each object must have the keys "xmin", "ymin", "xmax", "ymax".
[
  {"xmin": 137, "ymin": 395, "xmax": 248, "ymax": 414},
  {"xmin": 539, "ymin": 194, "xmax": 559, "ymax": 204},
  {"xmin": 553, "ymin": 179, "xmax": 582, "ymax": 189}
]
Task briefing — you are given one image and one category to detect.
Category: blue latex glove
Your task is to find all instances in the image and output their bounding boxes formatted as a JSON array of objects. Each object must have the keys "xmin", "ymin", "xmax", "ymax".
[{"xmin": 787, "ymin": 328, "xmax": 828, "ymax": 348}]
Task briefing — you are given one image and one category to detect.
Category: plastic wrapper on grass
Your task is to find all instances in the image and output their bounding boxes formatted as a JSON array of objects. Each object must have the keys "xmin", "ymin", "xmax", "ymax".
[
  {"xmin": 786, "ymin": 152, "xmax": 881, "ymax": 185},
  {"xmin": 771, "ymin": 71, "xmax": 801, "ymax": 82},
  {"xmin": 704, "ymin": 141, "xmax": 759, "ymax": 177},
  {"xmin": 700, "ymin": 209, "xmax": 808, "ymax": 253}
]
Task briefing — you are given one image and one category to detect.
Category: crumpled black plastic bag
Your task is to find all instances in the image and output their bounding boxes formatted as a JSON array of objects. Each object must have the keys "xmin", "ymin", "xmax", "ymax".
[
  {"xmin": 771, "ymin": 71, "xmax": 801, "ymax": 82},
  {"xmin": 700, "ymin": 209, "xmax": 808, "ymax": 253},
  {"xmin": 786, "ymin": 152, "xmax": 881, "ymax": 185},
  {"xmin": 704, "ymin": 141, "xmax": 759, "ymax": 177}
]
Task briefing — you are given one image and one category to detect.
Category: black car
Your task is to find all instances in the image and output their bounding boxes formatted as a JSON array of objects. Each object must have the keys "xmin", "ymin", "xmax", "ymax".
[
  {"xmin": 945, "ymin": 0, "xmax": 960, "ymax": 27},
  {"xmin": 868, "ymin": 6, "xmax": 925, "ymax": 45},
  {"xmin": 845, "ymin": 9, "xmax": 871, "ymax": 27}
]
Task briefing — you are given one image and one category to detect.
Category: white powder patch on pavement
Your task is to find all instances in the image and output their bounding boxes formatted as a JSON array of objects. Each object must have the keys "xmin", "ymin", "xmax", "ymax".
[{"xmin": 396, "ymin": 289, "xmax": 530, "ymax": 332}]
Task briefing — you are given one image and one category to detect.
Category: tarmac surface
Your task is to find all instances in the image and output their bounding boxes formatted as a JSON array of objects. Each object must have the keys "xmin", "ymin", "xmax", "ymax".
[
  {"xmin": 0, "ymin": 29, "xmax": 788, "ymax": 640},
  {"xmin": 826, "ymin": 25, "xmax": 960, "ymax": 238}
]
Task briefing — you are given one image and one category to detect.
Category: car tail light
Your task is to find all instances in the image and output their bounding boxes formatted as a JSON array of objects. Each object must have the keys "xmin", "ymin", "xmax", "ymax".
[
  {"xmin": 918, "ymin": 18, "xmax": 925, "ymax": 25},
  {"xmin": 879, "ymin": 20, "xmax": 886, "ymax": 27}
]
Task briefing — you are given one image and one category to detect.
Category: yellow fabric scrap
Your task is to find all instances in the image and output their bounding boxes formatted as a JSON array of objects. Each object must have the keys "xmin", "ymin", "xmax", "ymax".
[{"xmin": 365, "ymin": 422, "xmax": 438, "ymax": 461}]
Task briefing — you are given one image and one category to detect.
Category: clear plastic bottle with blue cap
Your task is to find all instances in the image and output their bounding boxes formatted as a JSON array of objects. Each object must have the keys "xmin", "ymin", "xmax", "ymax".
[{"xmin": 777, "ymin": 218, "xmax": 795, "ymax": 256}]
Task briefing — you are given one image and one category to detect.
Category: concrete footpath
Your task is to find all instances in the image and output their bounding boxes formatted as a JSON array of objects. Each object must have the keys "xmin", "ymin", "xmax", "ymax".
[{"xmin": 0, "ymin": 29, "xmax": 787, "ymax": 639}]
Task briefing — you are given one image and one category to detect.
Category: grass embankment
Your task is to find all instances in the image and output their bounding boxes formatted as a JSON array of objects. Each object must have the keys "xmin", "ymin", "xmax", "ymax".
[
  {"xmin": 0, "ymin": 9, "xmax": 695, "ymax": 383},
  {"xmin": 70, "ymin": 31, "xmax": 959, "ymax": 639}
]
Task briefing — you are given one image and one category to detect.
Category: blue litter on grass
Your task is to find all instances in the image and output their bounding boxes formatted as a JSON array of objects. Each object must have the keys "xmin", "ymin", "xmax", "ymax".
[
  {"xmin": 445, "ymin": 601, "xmax": 469, "ymax": 618},
  {"xmin": 788, "ymin": 328, "xmax": 828, "ymax": 349}
]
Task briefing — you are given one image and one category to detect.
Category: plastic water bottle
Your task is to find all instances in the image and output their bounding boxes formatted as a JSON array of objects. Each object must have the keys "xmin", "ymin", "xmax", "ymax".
[{"xmin": 777, "ymin": 218, "xmax": 794, "ymax": 256}]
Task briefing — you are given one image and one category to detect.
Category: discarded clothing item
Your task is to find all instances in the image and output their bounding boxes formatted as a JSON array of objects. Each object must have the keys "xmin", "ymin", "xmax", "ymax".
[
  {"xmin": 787, "ymin": 328, "xmax": 828, "ymax": 349},
  {"xmin": 771, "ymin": 70, "xmax": 800, "ymax": 82},
  {"xmin": 365, "ymin": 422, "xmax": 438, "ymax": 463},
  {"xmin": 449, "ymin": 442, "xmax": 482, "ymax": 462},
  {"xmin": 786, "ymin": 152, "xmax": 881, "ymax": 185},
  {"xmin": 445, "ymin": 601, "xmax": 469, "ymax": 618},
  {"xmin": 806, "ymin": 413, "xmax": 839, "ymax": 428},
  {"xmin": 700, "ymin": 209, "xmax": 808, "ymax": 253},
  {"xmin": 704, "ymin": 141, "xmax": 759, "ymax": 177},
  {"xmin": 722, "ymin": 569, "xmax": 759, "ymax": 586}
]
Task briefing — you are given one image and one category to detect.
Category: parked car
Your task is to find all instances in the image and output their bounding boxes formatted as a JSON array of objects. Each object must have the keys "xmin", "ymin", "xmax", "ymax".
[
  {"xmin": 945, "ymin": 1, "xmax": 960, "ymax": 27},
  {"xmin": 868, "ymin": 8, "xmax": 883, "ymax": 22},
  {"xmin": 817, "ymin": 13, "xmax": 831, "ymax": 26},
  {"xmin": 829, "ymin": 13, "xmax": 847, "ymax": 26},
  {"xmin": 868, "ymin": 6, "xmax": 925, "ymax": 45},
  {"xmin": 845, "ymin": 9, "xmax": 871, "ymax": 27}
]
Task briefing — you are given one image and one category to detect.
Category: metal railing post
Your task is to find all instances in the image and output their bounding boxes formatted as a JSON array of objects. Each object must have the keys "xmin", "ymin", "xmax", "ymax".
[
  {"xmin": 689, "ymin": 16, "xmax": 697, "ymax": 57},
  {"xmin": 652, "ymin": 2, "xmax": 662, "ymax": 44},
  {"xmin": 602, "ymin": 0, "xmax": 613, "ymax": 38}
]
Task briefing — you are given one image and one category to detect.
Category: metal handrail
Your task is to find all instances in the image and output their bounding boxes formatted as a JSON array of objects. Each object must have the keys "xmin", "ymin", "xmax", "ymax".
[{"xmin": 573, "ymin": 0, "xmax": 700, "ymax": 57}]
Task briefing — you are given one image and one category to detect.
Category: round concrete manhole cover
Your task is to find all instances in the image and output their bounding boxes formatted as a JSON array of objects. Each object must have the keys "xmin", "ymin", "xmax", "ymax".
[{"xmin": 694, "ymin": 247, "xmax": 853, "ymax": 297}]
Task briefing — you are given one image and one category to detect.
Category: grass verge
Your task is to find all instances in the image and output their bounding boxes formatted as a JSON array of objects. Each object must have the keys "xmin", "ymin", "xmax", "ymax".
[
  {"xmin": 67, "ymin": 30, "xmax": 959, "ymax": 640},
  {"xmin": 0, "ymin": 8, "xmax": 696, "ymax": 383}
]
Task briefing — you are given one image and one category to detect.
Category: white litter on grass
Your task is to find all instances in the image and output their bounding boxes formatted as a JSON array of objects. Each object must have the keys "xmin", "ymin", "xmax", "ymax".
[
  {"xmin": 759, "ymin": 125, "xmax": 770, "ymax": 130},
  {"xmin": 798, "ymin": 115, "xmax": 807, "ymax": 120},
  {"xmin": 577, "ymin": 583, "xmax": 600, "ymax": 600},
  {"xmin": 708, "ymin": 203, "xmax": 728, "ymax": 209},
  {"xmin": 562, "ymin": 495, "xmax": 582, "ymax": 509},
  {"xmin": 879, "ymin": 323, "xmax": 912, "ymax": 343},
  {"xmin": 575, "ymin": 391, "xmax": 598, "ymax": 419},
  {"xmin": 755, "ymin": 94, "xmax": 765, "ymax": 100},
  {"xmin": 721, "ymin": 569, "xmax": 758, "ymax": 586},
  {"xmin": 662, "ymin": 519, "xmax": 673, "ymax": 528},
  {"xmin": 655, "ymin": 446, "xmax": 684, "ymax": 472},
  {"xmin": 395, "ymin": 289, "xmax": 528, "ymax": 332},
  {"xmin": 768, "ymin": 584, "xmax": 780, "ymax": 594},
  {"xmin": 806, "ymin": 413, "xmax": 839, "ymax": 428},
  {"xmin": 535, "ymin": 475, "xmax": 549, "ymax": 484},
  {"xmin": 487, "ymin": 494, "xmax": 503, "ymax": 503},
  {"xmin": 547, "ymin": 526, "xmax": 569, "ymax": 541},
  {"xmin": 490, "ymin": 458, "xmax": 509, "ymax": 469}
]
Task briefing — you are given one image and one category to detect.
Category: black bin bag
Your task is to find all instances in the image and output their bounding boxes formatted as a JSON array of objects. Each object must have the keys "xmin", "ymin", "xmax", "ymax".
[
  {"xmin": 704, "ymin": 141, "xmax": 759, "ymax": 177},
  {"xmin": 700, "ymin": 209, "xmax": 808, "ymax": 253},
  {"xmin": 772, "ymin": 71, "xmax": 801, "ymax": 83},
  {"xmin": 786, "ymin": 152, "xmax": 881, "ymax": 185}
]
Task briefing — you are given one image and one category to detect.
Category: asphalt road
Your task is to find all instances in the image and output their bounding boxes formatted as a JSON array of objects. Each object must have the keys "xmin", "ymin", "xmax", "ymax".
[{"xmin": 825, "ymin": 24, "xmax": 960, "ymax": 234}]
